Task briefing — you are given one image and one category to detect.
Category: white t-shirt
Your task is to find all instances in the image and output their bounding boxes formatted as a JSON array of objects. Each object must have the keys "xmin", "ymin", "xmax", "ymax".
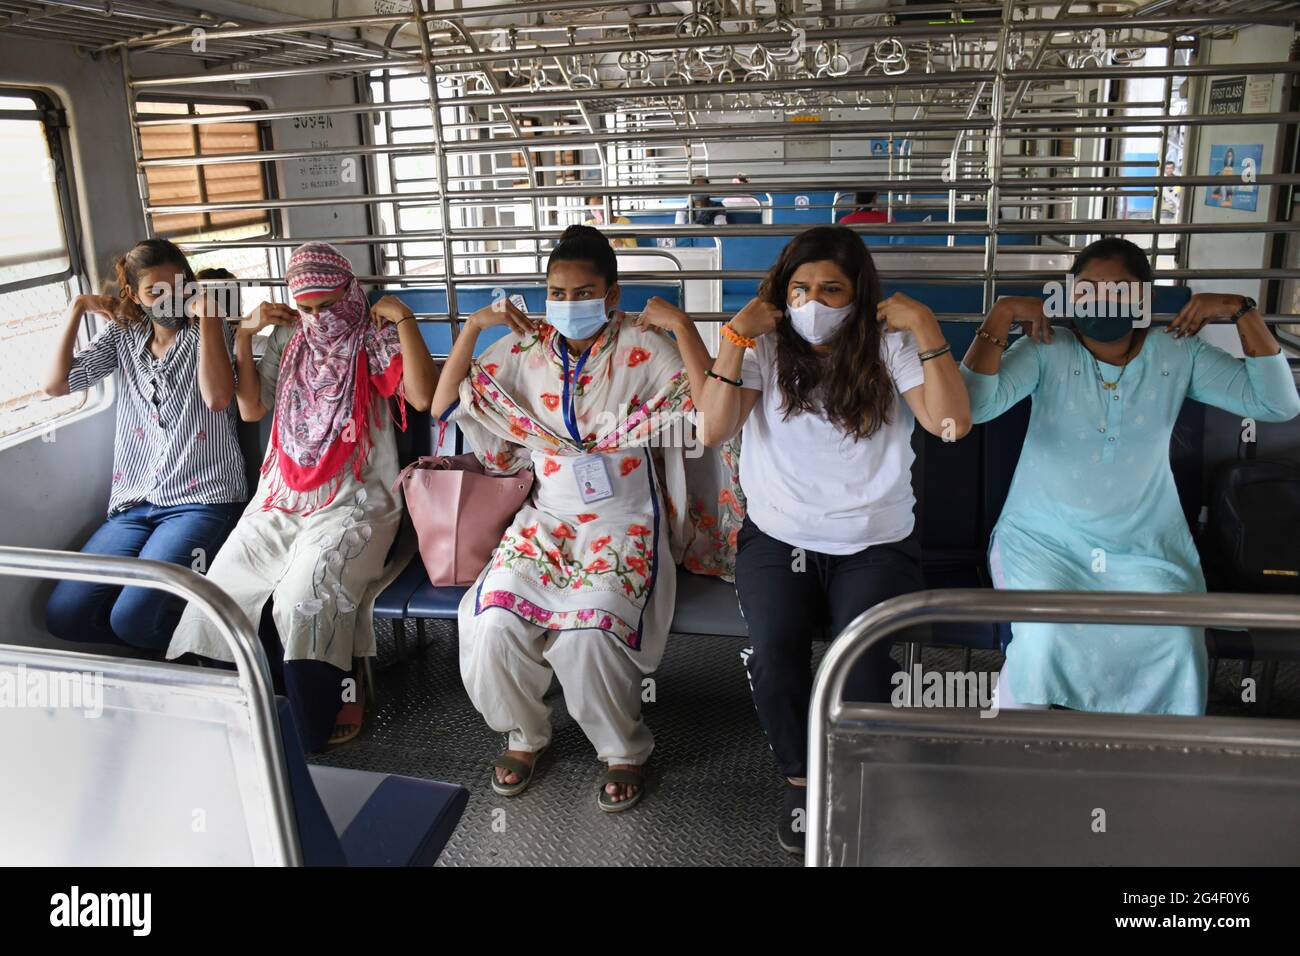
[{"xmin": 738, "ymin": 330, "xmax": 925, "ymax": 554}]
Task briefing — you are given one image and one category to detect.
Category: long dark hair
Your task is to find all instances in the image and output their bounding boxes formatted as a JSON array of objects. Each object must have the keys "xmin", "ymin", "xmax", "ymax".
[
  {"xmin": 547, "ymin": 224, "xmax": 618, "ymax": 288},
  {"xmin": 1069, "ymin": 237, "xmax": 1152, "ymax": 283},
  {"xmin": 112, "ymin": 238, "xmax": 196, "ymax": 327},
  {"xmin": 760, "ymin": 225, "xmax": 892, "ymax": 441}
]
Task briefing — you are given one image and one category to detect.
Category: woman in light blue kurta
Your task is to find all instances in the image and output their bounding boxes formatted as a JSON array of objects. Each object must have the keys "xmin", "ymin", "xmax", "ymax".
[{"xmin": 961, "ymin": 238, "xmax": 1300, "ymax": 714}]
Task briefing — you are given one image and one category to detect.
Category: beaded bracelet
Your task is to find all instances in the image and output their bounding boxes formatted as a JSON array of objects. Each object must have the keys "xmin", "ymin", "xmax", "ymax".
[
  {"xmin": 720, "ymin": 323, "xmax": 756, "ymax": 349},
  {"xmin": 976, "ymin": 328, "xmax": 1009, "ymax": 349},
  {"xmin": 706, "ymin": 369, "xmax": 743, "ymax": 387}
]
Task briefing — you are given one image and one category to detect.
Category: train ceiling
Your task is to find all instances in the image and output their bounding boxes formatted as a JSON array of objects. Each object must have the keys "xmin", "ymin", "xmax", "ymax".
[{"xmin": 0, "ymin": 1, "xmax": 1294, "ymax": 72}]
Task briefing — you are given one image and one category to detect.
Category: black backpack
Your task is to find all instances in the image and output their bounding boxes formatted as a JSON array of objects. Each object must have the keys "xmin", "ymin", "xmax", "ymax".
[{"xmin": 1208, "ymin": 439, "xmax": 1300, "ymax": 594}]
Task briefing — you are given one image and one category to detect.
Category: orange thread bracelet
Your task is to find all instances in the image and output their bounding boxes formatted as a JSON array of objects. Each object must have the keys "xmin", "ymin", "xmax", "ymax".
[{"xmin": 721, "ymin": 323, "xmax": 756, "ymax": 349}]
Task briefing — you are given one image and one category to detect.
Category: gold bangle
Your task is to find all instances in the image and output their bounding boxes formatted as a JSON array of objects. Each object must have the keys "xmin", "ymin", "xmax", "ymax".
[
  {"xmin": 976, "ymin": 328, "xmax": 1009, "ymax": 350},
  {"xmin": 721, "ymin": 323, "xmax": 756, "ymax": 349}
]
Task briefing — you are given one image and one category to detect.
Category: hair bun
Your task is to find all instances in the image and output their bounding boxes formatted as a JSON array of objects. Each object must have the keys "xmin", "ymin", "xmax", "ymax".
[{"xmin": 559, "ymin": 223, "xmax": 601, "ymax": 243}]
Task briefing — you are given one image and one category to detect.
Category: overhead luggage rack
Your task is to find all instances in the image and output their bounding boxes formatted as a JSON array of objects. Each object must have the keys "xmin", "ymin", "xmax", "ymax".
[{"xmin": 14, "ymin": 0, "xmax": 1274, "ymax": 330}]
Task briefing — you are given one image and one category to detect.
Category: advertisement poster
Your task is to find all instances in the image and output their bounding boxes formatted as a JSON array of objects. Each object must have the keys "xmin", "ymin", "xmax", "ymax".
[
  {"xmin": 1205, "ymin": 143, "xmax": 1263, "ymax": 212},
  {"xmin": 868, "ymin": 138, "xmax": 911, "ymax": 157}
]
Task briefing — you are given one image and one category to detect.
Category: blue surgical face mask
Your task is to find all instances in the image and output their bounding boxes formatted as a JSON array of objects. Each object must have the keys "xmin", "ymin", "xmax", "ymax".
[{"xmin": 547, "ymin": 297, "xmax": 609, "ymax": 340}]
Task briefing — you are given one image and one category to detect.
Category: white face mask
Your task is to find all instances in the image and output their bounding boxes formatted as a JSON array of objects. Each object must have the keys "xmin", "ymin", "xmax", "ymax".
[{"xmin": 787, "ymin": 299, "xmax": 853, "ymax": 344}]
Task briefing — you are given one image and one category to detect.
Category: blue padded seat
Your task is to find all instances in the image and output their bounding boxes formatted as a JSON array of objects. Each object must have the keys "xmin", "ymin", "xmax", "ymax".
[
  {"xmin": 277, "ymin": 698, "xmax": 468, "ymax": 866},
  {"xmin": 375, "ymin": 281, "xmax": 1202, "ymax": 659},
  {"xmin": 626, "ymin": 210, "xmax": 679, "ymax": 248},
  {"xmin": 278, "ymin": 698, "xmax": 347, "ymax": 866},
  {"xmin": 406, "ymin": 579, "xmax": 470, "ymax": 619},
  {"xmin": 720, "ymin": 234, "xmax": 792, "ymax": 311},
  {"xmin": 307, "ymin": 764, "xmax": 469, "ymax": 867},
  {"xmin": 374, "ymin": 555, "xmax": 431, "ymax": 619},
  {"xmin": 400, "ymin": 563, "xmax": 751, "ymax": 635},
  {"xmin": 920, "ymin": 559, "xmax": 1000, "ymax": 650},
  {"xmin": 771, "ymin": 191, "xmax": 837, "ymax": 225},
  {"xmin": 374, "ymin": 405, "xmax": 432, "ymax": 619},
  {"xmin": 669, "ymin": 566, "xmax": 746, "ymax": 637}
]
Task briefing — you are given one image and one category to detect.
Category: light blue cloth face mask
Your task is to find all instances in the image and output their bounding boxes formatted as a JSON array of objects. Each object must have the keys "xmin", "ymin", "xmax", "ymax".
[{"xmin": 546, "ymin": 297, "xmax": 609, "ymax": 340}]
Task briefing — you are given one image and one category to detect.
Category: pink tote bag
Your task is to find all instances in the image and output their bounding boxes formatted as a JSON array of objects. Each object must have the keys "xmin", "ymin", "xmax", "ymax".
[{"xmin": 392, "ymin": 451, "xmax": 534, "ymax": 586}]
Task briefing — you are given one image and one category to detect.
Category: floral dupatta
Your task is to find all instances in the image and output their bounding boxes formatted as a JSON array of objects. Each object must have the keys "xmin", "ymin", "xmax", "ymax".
[{"xmin": 449, "ymin": 316, "xmax": 739, "ymax": 648}]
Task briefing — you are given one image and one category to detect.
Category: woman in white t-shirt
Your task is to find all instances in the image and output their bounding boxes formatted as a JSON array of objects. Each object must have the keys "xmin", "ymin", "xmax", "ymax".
[{"xmin": 694, "ymin": 225, "xmax": 972, "ymax": 855}]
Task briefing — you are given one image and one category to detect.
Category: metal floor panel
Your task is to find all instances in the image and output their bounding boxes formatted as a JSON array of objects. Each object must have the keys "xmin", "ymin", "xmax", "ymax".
[
  {"xmin": 310, "ymin": 621, "xmax": 802, "ymax": 867},
  {"xmin": 309, "ymin": 626, "xmax": 1300, "ymax": 866}
]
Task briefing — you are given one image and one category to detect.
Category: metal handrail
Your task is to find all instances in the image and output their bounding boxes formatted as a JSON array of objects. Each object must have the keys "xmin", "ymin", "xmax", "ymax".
[
  {"xmin": 805, "ymin": 587, "xmax": 1300, "ymax": 867},
  {"xmin": 0, "ymin": 546, "xmax": 302, "ymax": 867}
]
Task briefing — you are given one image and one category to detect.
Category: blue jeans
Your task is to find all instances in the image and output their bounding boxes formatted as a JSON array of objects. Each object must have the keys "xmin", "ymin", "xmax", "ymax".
[{"xmin": 45, "ymin": 501, "xmax": 244, "ymax": 651}]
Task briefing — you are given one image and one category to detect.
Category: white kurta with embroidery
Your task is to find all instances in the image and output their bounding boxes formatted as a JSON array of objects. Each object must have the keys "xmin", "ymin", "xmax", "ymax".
[
  {"xmin": 449, "ymin": 317, "xmax": 695, "ymax": 763},
  {"xmin": 168, "ymin": 324, "xmax": 404, "ymax": 670}
]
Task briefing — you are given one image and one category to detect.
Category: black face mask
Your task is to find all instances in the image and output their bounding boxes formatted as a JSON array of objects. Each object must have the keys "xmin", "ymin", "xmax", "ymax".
[
  {"xmin": 1072, "ymin": 312, "xmax": 1133, "ymax": 343},
  {"xmin": 147, "ymin": 298, "xmax": 188, "ymax": 330}
]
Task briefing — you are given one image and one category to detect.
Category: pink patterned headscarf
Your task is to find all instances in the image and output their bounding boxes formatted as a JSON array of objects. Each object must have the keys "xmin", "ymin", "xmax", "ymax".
[{"xmin": 262, "ymin": 242, "xmax": 404, "ymax": 514}]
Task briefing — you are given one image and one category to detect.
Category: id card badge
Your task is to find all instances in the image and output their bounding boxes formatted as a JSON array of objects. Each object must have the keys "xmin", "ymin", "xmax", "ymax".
[{"xmin": 572, "ymin": 454, "xmax": 615, "ymax": 504}]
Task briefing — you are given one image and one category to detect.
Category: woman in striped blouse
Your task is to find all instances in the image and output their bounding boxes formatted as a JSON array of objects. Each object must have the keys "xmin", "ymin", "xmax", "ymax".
[{"xmin": 41, "ymin": 238, "xmax": 248, "ymax": 652}]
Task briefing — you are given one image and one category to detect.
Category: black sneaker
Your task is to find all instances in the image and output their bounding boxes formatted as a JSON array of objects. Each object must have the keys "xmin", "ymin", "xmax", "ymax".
[{"xmin": 778, "ymin": 782, "xmax": 806, "ymax": 856}]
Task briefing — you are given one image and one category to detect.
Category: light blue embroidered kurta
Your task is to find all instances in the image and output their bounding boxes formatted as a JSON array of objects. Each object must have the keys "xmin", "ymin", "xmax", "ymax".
[{"xmin": 962, "ymin": 328, "xmax": 1299, "ymax": 714}]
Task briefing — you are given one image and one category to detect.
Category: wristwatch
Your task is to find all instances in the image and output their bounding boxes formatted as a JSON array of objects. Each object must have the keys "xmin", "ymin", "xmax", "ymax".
[{"xmin": 1230, "ymin": 296, "xmax": 1257, "ymax": 323}]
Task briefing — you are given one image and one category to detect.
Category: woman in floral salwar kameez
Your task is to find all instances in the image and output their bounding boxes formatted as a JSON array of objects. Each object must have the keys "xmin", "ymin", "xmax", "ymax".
[{"xmin": 431, "ymin": 225, "xmax": 714, "ymax": 811}]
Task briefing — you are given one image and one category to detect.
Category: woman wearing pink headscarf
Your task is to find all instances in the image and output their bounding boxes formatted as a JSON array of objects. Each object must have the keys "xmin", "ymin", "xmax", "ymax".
[{"xmin": 168, "ymin": 242, "xmax": 437, "ymax": 751}]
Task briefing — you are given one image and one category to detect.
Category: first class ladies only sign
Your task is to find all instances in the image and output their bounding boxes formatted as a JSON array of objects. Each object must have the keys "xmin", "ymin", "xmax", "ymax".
[{"xmin": 1207, "ymin": 76, "xmax": 1246, "ymax": 115}]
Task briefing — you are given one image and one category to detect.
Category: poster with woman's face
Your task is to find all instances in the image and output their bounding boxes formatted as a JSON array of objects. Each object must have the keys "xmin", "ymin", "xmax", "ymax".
[{"xmin": 1205, "ymin": 143, "xmax": 1263, "ymax": 211}]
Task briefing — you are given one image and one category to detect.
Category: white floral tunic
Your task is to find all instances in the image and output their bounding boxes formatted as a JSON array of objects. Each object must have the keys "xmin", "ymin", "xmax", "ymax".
[{"xmin": 448, "ymin": 315, "xmax": 730, "ymax": 666}]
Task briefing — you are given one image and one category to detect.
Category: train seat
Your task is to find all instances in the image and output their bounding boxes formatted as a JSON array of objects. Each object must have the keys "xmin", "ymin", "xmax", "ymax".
[
  {"xmin": 371, "ymin": 282, "xmax": 1269, "ymax": 662},
  {"xmin": 720, "ymin": 235, "xmax": 792, "ymax": 311},
  {"xmin": 399, "ymin": 565, "xmax": 748, "ymax": 636},
  {"xmin": 626, "ymin": 209, "xmax": 725, "ymax": 248},
  {"xmin": 668, "ymin": 565, "xmax": 747, "ymax": 637},
  {"xmin": 405, "ymin": 579, "xmax": 468, "ymax": 618},
  {"xmin": 625, "ymin": 210, "xmax": 678, "ymax": 248},
  {"xmin": 0, "ymin": 641, "xmax": 466, "ymax": 866},
  {"xmin": 770, "ymin": 191, "xmax": 837, "ymax": 225},
  {"xmin": 885, "ymin": 206, "xmax": 1037, "ymax": 246},
  {"xmin": 374, "ymin": 555, "xmax": 433, "ymax": 620},
  {"xmin": 280, "ymin": 699, "xmax": 468, "ymax": 866}
]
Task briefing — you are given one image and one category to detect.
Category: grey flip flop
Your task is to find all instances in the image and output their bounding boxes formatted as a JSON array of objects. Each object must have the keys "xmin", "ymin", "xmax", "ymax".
[
  {"xmin": 597, "ymin": 766, "xmax": 645, "ymax": 812},
  {"xmin": 491, "ymin": 747, "xmax": 546, "ymax": 797}
]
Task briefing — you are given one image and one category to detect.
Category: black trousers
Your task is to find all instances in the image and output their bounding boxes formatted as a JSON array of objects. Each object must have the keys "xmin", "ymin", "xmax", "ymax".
[{"xmin": 734, "ymin": 514, "xmax": 923, "ymax": 779}]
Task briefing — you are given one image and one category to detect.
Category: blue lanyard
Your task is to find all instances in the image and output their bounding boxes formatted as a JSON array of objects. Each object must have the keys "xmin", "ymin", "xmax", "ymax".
[{"xmin": 559, "ymin": 339, "xmax": 592, "ymax": 447}]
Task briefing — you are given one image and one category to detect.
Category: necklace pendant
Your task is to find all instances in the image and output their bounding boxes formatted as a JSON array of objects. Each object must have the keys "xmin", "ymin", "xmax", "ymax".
[{"xmin": 1102, "ymin": 381, "xmax": 1118, "ymax": 391}]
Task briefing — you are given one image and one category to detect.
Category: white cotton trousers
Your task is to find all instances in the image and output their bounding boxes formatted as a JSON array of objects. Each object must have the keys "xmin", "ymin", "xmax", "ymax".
[{"xmin": 458, "ymin": 594, "xmax": 655, "ymax": 766}]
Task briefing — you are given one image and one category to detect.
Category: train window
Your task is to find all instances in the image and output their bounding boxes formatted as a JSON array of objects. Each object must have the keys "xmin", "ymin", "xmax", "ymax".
[
  {"xmin": 1114, "ymin": 42, "xmax": 1192, "ymax": 279},
  {"xmin": 136, "ymin": 96, "xmax": 275, "ymax": 312},
  {"xmin": 0, "ymin": 87, "xmax": 94, "ymax": 446},
  {"xmin": 369, "ymin": 72, "xmax": 461, "ymax": 281}
]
